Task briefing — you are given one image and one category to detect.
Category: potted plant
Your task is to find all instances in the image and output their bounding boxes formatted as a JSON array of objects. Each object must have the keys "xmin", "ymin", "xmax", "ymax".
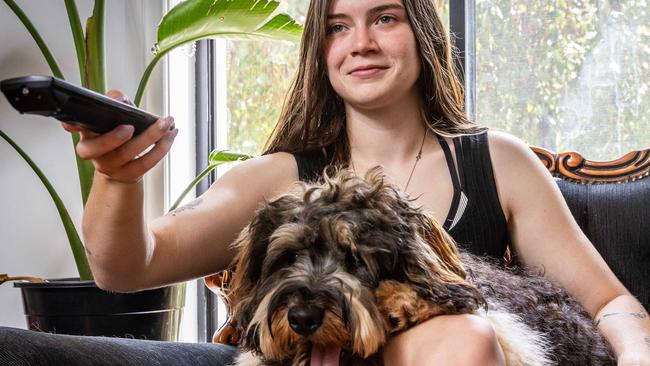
[{"xmin": 0, "ymin": 0, "xmax": 301, "ymax": 340}]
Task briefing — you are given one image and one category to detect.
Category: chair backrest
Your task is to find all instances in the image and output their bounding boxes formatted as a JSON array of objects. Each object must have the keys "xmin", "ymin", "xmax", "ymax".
[{"xmin": 531, "ymin": 146, "xmax": 650, "ymax": 309}]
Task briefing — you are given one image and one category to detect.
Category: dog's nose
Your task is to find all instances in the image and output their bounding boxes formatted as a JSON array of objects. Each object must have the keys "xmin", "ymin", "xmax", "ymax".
[{"xmin": 287, "ymin": 305, "xmax": 324, "ymax": 336}]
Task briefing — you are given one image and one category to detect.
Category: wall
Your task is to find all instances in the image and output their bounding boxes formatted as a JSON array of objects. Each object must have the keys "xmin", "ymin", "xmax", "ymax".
[{"xmin": 0, "ymin": 0, "xmax": 165, "ymax": 329}]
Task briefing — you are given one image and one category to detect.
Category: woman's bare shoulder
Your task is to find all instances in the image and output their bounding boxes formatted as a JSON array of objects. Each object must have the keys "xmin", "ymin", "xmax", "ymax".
[
  {"xmin": 485, "ymin": 130, "xmax": 553, "ymax": 219},
  {"xmin": 486, "ymin": 130, "xmax": 531, "ymax": 156},
  {"xmin": 485, "ymin": 130, "xmax": 543, "ymax": 172}
]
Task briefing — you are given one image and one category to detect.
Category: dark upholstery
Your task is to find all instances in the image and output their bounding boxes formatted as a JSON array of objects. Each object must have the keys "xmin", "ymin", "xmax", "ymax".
[{"xmin": 556, "ymin": 177, "xmax": 650, "ymax": 309}]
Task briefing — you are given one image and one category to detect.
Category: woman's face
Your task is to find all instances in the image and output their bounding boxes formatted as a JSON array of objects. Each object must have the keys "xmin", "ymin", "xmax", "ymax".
[{"xmin": 324, "ymin": 0, "xmax": 421, "ymax": 110}]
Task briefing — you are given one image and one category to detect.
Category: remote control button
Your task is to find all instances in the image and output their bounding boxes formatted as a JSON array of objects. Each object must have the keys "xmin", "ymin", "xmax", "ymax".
[{"xmin": 22, "ymin": 87, "xmax": 29, "ymax": 95}]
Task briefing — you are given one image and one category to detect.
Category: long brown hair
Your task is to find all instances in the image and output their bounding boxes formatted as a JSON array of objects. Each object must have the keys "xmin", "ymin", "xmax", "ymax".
[{"xmin": 262, "ymin": 0, "xmax": 484, "ymax": 165}]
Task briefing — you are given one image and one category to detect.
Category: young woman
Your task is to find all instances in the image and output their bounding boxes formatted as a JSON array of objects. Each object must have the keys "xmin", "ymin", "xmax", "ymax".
[{"xmin": 31, "ymin": 0, "xmax": 649, "ymax": 364}]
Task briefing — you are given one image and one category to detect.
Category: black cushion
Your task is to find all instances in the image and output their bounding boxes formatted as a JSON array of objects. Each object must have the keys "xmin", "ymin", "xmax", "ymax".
[{"xmin": 556, "ymin": 177, "xmax": 649, "ymax": 309}]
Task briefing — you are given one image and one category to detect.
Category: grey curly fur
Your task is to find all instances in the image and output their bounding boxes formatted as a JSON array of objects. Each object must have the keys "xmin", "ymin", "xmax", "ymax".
[{"xmin": 462, "ymin": 252, "xmax": 615, "ymax": 365}]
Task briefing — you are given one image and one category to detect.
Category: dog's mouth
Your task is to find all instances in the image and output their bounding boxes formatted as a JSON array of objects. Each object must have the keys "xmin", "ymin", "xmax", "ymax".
[{"xmin": 310, "ymin": 344, "xmax": 342, "ymax": 366}]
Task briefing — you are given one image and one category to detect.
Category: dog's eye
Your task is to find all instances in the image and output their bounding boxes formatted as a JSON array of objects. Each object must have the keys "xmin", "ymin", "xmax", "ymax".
[
  {"xmin": 266, "ymin": 251, "xmax": 299, "ymax": 275},
  {"xmin": 283, "ymin": 251, "xmax": 299, "ymax": 266},
  {"xmin": 345, "ymin": 251, "xmax": 361, "ymax": 268}
]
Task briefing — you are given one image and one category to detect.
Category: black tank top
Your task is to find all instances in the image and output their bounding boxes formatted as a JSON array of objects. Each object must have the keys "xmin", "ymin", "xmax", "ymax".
[{"xmin": 291, "ymin": 131, "xmax": 509, "ymax": 261}]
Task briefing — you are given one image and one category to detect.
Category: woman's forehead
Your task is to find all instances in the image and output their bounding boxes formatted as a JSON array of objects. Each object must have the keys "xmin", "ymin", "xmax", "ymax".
[{"xmin": 327, "ymin": 0, "xmax": 406, "ymax": 15}]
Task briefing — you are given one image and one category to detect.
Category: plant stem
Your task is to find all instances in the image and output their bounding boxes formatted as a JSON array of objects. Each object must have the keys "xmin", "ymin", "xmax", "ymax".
[
  {"xmin": 64, "ymin": 0, "xmax": 86, "ymax": 86},
  {"xmin": 77, "ymin": 0, "xmax": 108, "ymax": 205},
  {"xmin": 0, "ymin": 130, "xmax": 93, "ymax": 280},
  {"xmin": 169, "ymin": 164, "xmax": 215, "ymax": 212},
  {"xmin": 63, "ymin": 1, "xmax": 94, "ymax": 205},
  {"xmin": 134, "ymin": 53, "xmax": 164, "ymax": 107},
  {"xmin": 72, "ymin": 133, "xmax": 95, "ymax": 206},
  {"xmin": 3, "ymin": 0, "xmax": 64, "ymax": 79},
  {"xmin": 168, "ymin": 151, "xmax": 254, "ymax": 212},
  {"xmin": 85, "ymin": 0, "xmax": 106, "ymax": 93}
]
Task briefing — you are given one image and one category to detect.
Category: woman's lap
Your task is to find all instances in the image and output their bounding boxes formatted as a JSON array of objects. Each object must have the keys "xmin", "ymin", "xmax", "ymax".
[{"xmin": 0, "ymin": 326, "xmax": 238, "ymax": 366}]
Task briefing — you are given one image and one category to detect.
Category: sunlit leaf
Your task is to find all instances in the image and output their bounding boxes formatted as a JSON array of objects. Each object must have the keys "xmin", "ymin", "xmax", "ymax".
[{"xmin": 154, "ymin": 0, "xmax": 303, "ymax": 57}]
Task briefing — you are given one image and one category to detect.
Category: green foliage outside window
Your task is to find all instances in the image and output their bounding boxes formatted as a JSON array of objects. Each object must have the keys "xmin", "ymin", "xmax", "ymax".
[
  {"xmin": 476, "ymin": 0, "xmax": 649, "ymax": 159},
  {"xmin": 223, "ymin": 1, "xmax": 647, "ymax": 160}
]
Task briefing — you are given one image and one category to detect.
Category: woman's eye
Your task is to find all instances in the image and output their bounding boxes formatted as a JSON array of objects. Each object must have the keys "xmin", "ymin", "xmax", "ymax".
[
  {"xmin": 327, "ymin": 24, "xmax": 345, "ymax": 34},
  {"xmin": 377, "ymin": 15, "xmax": 395, "ymax": 25}
]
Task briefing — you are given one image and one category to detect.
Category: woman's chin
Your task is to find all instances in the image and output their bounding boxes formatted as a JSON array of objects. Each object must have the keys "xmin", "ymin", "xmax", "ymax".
[{"xmin": 344, "ymin": 94, "xmax": 403, "ymax": 111}]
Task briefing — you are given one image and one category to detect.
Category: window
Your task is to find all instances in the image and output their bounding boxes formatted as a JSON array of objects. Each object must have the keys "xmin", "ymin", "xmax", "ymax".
[
  {"xmin": 212, "ymin": 1, "xmax": 308, "ymax": 158},
  {"xmin": 475, "ymin": 0, "xmax": 650, "ymax": 160}
]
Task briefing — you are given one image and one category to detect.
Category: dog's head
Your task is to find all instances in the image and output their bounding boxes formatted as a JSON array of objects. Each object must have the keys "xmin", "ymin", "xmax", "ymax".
[{"xmin": 229, "ymin": 167, "xmax": 484, "ymax": 364}]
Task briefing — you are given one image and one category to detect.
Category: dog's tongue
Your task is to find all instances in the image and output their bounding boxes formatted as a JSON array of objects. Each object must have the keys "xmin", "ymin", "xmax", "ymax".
[{"xmin": 310, "ymin": 344, "xmax": 341, "ymax": 366}]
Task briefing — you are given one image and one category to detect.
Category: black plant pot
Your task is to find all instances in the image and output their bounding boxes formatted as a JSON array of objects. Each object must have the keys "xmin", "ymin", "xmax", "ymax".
[{"xmin": 14, "ymin": 278, "xmax": 185, "ymax": 341}]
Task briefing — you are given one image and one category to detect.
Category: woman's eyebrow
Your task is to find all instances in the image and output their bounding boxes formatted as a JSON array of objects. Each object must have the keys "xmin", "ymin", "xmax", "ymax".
[{"xmin": 327, "ymin": 3, "xmax": 406, "ymax": 21}]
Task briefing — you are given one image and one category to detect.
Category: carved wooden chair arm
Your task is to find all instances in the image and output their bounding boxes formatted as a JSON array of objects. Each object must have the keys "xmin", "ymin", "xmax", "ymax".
[{"xmin": 530, "ymin": 146, "xmax": 650, "ymax": 184}]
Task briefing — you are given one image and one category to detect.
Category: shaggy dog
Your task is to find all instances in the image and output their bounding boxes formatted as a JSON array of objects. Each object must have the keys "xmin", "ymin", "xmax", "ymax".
[{"xmin": 221, "ymin": 168, "xmax": 615, "ymax": 366}]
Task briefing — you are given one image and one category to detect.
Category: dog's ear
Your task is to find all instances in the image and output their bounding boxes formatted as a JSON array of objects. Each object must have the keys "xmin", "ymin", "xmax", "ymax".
[
  {"xmin": 234, "ymin": 194, "xmax": 304, "ymax": 281},
  {"xmin": 394, "ymin": 212, "xmax": 485, "ymax": 313},
  {"xmin": 417, "ymin": 212, "xmax": 468, "ymax": 280},
  {"xmin": 229, "ymin": 194, "xmax": 303, "ymax": 310}
]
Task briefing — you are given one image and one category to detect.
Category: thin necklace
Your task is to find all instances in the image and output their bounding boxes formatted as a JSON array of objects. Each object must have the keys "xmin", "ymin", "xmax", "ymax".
[{"xmin": 351, "ymin": 128, "xmax": 428, "ymax": 192}]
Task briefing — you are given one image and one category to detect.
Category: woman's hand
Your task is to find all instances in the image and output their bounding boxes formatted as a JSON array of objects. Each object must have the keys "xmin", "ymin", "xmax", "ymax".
[{"xmin": 62, "ymin": 89, "xmax": 178, "ymax": 184}]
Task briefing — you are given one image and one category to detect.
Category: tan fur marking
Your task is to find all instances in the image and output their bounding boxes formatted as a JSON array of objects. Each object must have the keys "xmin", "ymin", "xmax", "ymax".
[
  {"xmin": 375, "ymin": 280, "xmax": 447, "ymax": 333},
  {"xmin": 349, "ymin": 295, "xmax": 386, "ymax": 357}
]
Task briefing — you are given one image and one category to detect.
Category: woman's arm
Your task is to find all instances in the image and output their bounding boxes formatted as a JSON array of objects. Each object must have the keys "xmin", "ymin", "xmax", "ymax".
[
  {"xmin": 84, "ymin": 151, "xmax": 299, "ymax": 292},
  {"xmin": 596, "ymin": 295, "xmax": 650, "ymax": 365},
  {"xmin": 75, "ymin": 91, "xmax": 300, "ymax": 292},
  {"xmin": 488, "ymin": 131, "xmax": 650, "ymax": 363}
]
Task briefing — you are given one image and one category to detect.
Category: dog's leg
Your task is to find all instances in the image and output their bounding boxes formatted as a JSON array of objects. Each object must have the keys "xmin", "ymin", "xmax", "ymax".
[
  {"xmin": 375, "ymin": 281, "xmax": 554, "ymax": 366},
  {"xmin": 374, "ymin": 280, "xmax": 452, "ymax": 333}
]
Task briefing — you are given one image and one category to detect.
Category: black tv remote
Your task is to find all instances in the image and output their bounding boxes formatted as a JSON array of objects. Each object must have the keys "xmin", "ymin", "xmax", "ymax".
[{"xmin": 1, "ymin": 75, "xmax": 159, "ymax": 135}]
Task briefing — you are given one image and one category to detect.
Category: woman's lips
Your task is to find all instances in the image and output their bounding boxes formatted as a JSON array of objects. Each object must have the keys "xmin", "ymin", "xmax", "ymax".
[{"xmin": 349, "ymin": 67, "xmax": 388, "ymax": 78}]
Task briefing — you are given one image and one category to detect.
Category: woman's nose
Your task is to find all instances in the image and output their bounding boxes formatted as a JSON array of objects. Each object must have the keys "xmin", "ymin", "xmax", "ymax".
[{"xmin": 350, "ymin": 28, "xmax": 378, "ymax": 56}]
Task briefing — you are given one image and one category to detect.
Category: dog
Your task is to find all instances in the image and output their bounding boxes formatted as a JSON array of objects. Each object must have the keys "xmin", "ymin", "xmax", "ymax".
[{"xmin": 222, "ymin": 167, "xmax": 615, "ymax": 366}]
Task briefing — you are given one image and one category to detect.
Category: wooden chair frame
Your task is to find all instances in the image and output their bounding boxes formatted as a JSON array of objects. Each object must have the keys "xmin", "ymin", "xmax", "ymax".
[{"xmin": 531, "ymin": 146, "xmax": 650, "ymax": 184}]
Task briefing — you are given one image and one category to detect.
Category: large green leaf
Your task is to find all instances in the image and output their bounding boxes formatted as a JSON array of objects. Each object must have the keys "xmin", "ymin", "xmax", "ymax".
[
  {"xmin": 135, "ymin": 0, "xmax": 303, "ymax": 106},
  {"xmin": 154, "ymin": 0, "xmax": 303, "ymax": 56}
]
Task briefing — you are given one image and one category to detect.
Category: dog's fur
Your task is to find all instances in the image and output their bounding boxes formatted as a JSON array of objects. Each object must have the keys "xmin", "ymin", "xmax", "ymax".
[{"xmin": 224, "ymin": 167, "xmax": 615, "ymax": 365}]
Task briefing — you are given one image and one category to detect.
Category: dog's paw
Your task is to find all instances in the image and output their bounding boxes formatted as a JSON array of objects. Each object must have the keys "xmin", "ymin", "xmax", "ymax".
[
  {"xmin": 374, "ymin": 280, "xmax": 446, "ymax": 333},
  {"xmin": 233, "ymin": 351, "xmax": 264, "ymax": 366}
]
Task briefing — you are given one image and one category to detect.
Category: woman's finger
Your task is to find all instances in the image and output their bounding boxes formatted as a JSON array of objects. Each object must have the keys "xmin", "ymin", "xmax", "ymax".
[
  {"xmin": 90, "ymin": 116, "xmax": 173, "ymax": 172},
  {"xmin": 75, "ymin": 124, "xmax": 135, "ymax": 160},
  {"xmin": 106, "ymin": 89, "xmax": 134, "ymax": 106},
  {"xmin": 61, "ymin": 122, "xmax": 99, "ymax": 139},
  {"xmin": 61, "ymin": 122, "xmax": 81, "ymax": 132},
  {"xmin": 109, "ymin": 116, "xmax": 174, "ymax": 163},
  {"xmin": 106, "ymin": 128, "xmax": 179, "ymax": 183},
  {"xmin": 106, "ymin": 89, "xmax": 125, "ymax": 101}
]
